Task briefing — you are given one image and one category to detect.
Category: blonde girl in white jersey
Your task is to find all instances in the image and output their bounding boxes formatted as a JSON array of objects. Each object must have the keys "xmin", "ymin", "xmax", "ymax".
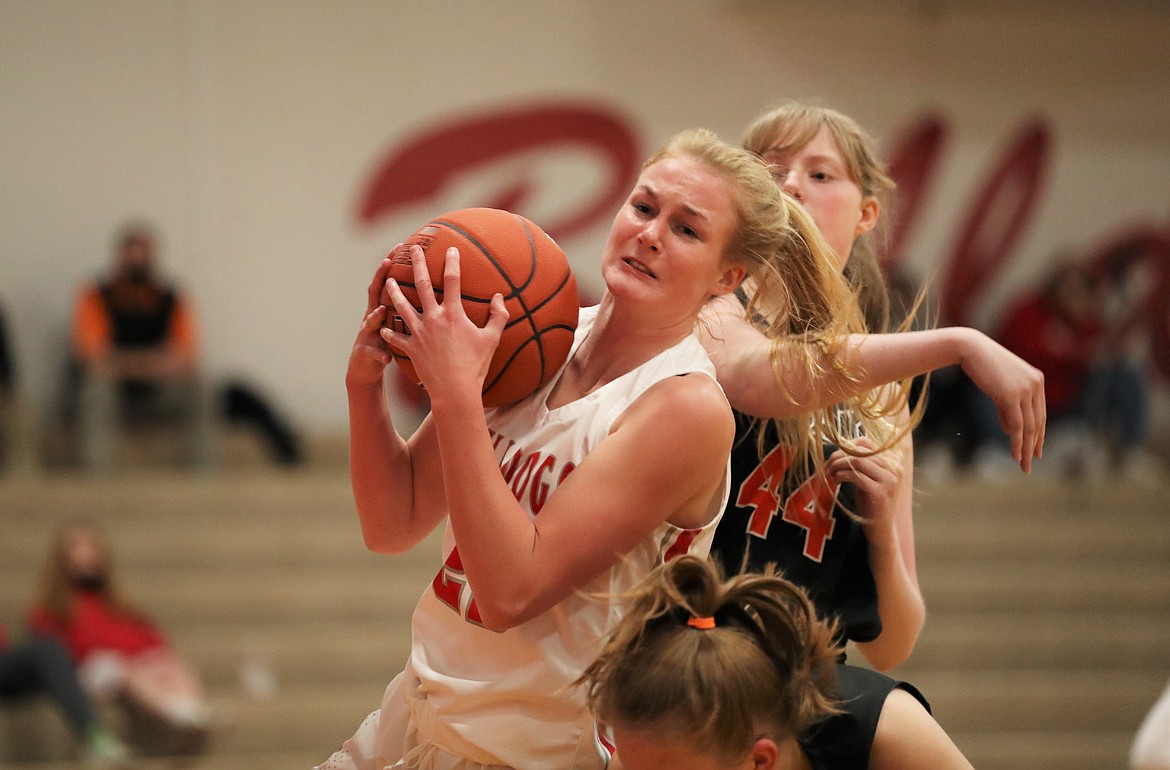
[{"xmin": 318, "ymin": 129, "xmax": 867, "ymax": 770}]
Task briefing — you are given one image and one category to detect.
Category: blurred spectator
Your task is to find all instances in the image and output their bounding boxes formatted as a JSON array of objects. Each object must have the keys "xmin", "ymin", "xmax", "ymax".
[
  {"xmin": 61, "ymin": 221, "xmax": 306, "ymax": 471},
  {"xmin": 973, "ymin": 260, "xmax": 1158, "ymax": 480},
  {"xmin": 221, "ymin": 378, "xmax": 304, "ymax": 466},
  {"xmin": 0, "ymin": 299, "xmax": 38, "ymax": 474},
  {"xmin": 27, "ymin": 521, "xmax": 211, "ymax": 756},
  {"xmin": 0, "ymin": 300, "xmax": 15, "ymax": 468},
  {"xmin": 69, "ymin": 223, "xmax": 215, "ymax": 473},
  {"xmin": 1, "ymin": 623, "xmax": 132, "ymax": 765}
]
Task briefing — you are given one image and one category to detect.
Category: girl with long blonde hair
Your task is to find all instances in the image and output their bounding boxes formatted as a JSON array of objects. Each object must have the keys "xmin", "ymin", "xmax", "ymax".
[{"xmin": 704, "ymin": 103, "xmax": 1044, "ymax": 671}]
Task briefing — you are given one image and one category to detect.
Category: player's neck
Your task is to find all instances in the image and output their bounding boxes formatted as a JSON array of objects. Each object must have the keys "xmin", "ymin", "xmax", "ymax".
[
  {"xmin": 546, "ymin": 297, "xmax": 691, "ymax": 407},
  {"xmin": 593, "ymin": 292, "xmax": 693, "ymax": 356}
]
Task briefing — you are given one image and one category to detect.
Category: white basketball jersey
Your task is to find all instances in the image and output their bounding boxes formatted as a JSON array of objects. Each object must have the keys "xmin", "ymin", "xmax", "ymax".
[{"xmin": 406, "ymin": 305, "xmax": 730, "ymax": 768}]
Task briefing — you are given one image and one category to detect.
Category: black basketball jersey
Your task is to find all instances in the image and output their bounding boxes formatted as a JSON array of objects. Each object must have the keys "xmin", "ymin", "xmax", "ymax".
[
  {"xmin": 711, "ymin": 410, "xmax": 882, "ymax": 644},
  {"xmin": 800, "ymin": 664, "xmax": 931, "ymax": 770}
]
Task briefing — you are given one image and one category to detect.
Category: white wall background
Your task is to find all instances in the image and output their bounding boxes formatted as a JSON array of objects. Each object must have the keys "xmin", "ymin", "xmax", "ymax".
[{"xmin": 2, "ymin": 0, "xmax": 1168, "ymax": 433}]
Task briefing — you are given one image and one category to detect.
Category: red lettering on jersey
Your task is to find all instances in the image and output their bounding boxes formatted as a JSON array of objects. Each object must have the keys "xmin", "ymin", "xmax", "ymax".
[
  {"xmin": 435, "ymin": 444, "xmax": 571, "ymax": 626},
  {"xmin": 497, "ymin": 445, "xmax": 564, "ymax": 512},
  {"xmin": 510, "ymin": 452, "xmax": 540, "ymax": 500},
  {"xmin": 558, "ymin": 462, "xmax": 576, "ymax": 484},
  {"xmin": 466, "ymin": 597, "xmax": 484, "ymax": 627},
  {"xmin": 663, "ymin": 528, "xmax": 700, "ymax": 563},
  {"xmin": 432, "ymin": 547, "xmax": 468, "ymax": 616},
  {"xmin": 781, "ymin": 476, "xmax": 840, "ymax": 563},
  {"xmin": 530, "ymin": 454, "xmax": 557, "ymax": 514},
  {"xmin": 737, "ymin": 445, "xmax": 796, "ymax": 539},
  {"xmin": 736, "ymin": 444, "xmax": 838, "ymax": 561},
  {"xmin": 500, "ymin": 450, "xmax": 524, "ymax": 483},
  {"xmin": 432, "ymin": 547, "xmax": 487, "ymax": 627}
]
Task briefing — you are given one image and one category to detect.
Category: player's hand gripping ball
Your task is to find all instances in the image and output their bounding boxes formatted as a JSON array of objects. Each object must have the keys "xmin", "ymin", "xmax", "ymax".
[{"xmin": 386, "ymin": 208, "xmax": 579, "ymax": 408}]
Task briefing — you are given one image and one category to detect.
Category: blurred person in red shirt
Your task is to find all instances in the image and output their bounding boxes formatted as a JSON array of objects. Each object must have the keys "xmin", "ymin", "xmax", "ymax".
[
  {"xmin": 27, "ymin": 521, "xmax": 210, "ymax": 755},
  {"xmin": 999, "ymin": 262, "xmax": 1103, "ymax": 417},
  {"xmin": 975, "ymin": 260, "xmax": 1155, "ymax": 480}
]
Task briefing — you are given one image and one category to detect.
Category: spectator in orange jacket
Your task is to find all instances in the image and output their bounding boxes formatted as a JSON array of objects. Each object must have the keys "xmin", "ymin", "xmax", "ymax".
[{"xmin": 70, "ymin": 223, "xmax": 213, "ymax": 472}]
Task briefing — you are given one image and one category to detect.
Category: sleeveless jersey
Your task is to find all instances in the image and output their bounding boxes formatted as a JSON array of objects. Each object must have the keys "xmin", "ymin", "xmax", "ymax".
[
  {"xmin": 407, "ymin": 304, "xmax": 730, "ymax": 769},
  {"xmin": 711, "ymin": 412, "xmax": 882, "ymax": 644},
  {"xmin": 800, "ymin": 664, "xmax": 931, "ymax": 770}
]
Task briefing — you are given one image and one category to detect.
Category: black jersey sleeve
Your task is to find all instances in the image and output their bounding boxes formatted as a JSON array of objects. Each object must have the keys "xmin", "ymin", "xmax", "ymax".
[{"xmin": 799, "ymin": 664, "xmax": 931, "ymax": 770}]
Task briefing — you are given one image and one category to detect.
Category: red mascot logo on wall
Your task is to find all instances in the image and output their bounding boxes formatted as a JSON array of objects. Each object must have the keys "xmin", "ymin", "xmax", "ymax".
[{"xmin": 357, "ymin": 101, "xmax": 641, "ymax": 244}]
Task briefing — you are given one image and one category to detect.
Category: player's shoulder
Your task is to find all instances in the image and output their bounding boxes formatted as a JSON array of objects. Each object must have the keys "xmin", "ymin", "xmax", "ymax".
[
  {"xmin": 639, "ymin": 372, "xmax": 730, "ymax": 425},
  {"xmin": 612, "ymin": 374, "xmax": 732, "ymax": 461}
]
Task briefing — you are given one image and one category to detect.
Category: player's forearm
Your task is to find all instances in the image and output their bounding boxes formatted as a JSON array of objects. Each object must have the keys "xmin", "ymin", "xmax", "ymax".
[
  {"xmin": 839, "ymin": 327, "xmax": 983, "ymax": 392},
  {"xmin": 706, "ymin": 295, "xmax": 947, "ymax": 415},
  {"xmin": 701, "ymin": 297, "xmax": 809, "ymax": 418},
  {"xmin": 347, "ymin": 378, "xmax": 419, "ymax": 553},
  {"xmin": 711, "ymin": 336, "xmax": 801, "ymax": 417},
  {"xmin": 858, "ymin": 445, "xmax": 924, "ymax": 671},
  {"xmin": 428, "ymin": 394, "xmax": 548, "ymax": 630},
  {"xmin": 856, "ymin": 536, "xmax": 925, "ymax": 671},
  {"xmin": 769, "ymin": 327, "xmax": 980, "ymax": 415}
]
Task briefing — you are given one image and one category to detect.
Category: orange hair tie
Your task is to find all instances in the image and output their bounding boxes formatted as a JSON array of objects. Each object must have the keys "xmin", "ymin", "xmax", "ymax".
[{"xmin": 687, "ymin": 616, "xmax": 716, "ymax": 630}]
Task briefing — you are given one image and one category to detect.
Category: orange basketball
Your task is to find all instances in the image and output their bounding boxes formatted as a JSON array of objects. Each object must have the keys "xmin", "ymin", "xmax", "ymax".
[{"xmin": 386, "ymin": 208, "xmax": 579, "ymax": 408}]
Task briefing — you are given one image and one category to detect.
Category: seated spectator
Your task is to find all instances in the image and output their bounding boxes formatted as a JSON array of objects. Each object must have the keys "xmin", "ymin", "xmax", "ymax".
[
  {"xmin": 70, "ymin": 223, "xmax": 214, "ymax": 472},
  {"xmin": 27, "ymin": 521, "xmax": 211, "ymax": 756},
  {"xmin": 974, "ymin": 260, "xmax": 1158, "ymax": 481},
  {"xmin": 0, "ymin": 299, "xmax": 15, "ymax": 469},
  {"xmin": 1, "ymin": 623, "xmax": 131, "ymax": 766}
]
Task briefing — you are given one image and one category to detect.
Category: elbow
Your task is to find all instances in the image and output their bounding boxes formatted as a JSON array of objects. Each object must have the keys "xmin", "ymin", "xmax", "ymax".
[
  {"xmin": 862, "ymin": 610, "xmax": 925, "ymax": 672},
  {"xmin": 723, "ymin": 377, "xmax": 804, "ymax": 420},
  {"xmin": 360, "ymin": 528, "xmax": 398, "ymax": 555},
  {"xmin": 357, "ymin": 515, "xmax": 411, "ymax": 555},
  {"xmin": 864, "ymin": 641, "xmax": 915, "ymax": 672},
  {"xmin": 476, "ymin": 610, "xmax": 520, "ymax": 634},
  {"xmin": 468, "ymin": 590, "xmax": 542, "ymax": 633}
]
